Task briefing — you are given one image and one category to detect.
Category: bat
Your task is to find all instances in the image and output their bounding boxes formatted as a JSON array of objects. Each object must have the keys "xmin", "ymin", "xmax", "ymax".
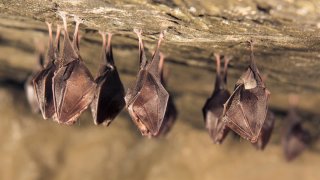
[
  {"xmin": 125, "ymin": 29, "xmax": 169, "ymax": 137},
  {"xmin": 253, "ymin": 110, "xmax": 275, "ymax": 150},
  {"xmin": 222, "ymin": 41, "xmax": 270, "ymax": 143},
  {"xmin": 90, "ymin": 32, "xmax": 125, "ymax": 126},
  {"xmin": 25, "ymin": 41, "xmax": 45, "ymax": 114},
  {"xmin": 52, "ymin": 13, "xmax": 96, "ymax": 125},
  {"xmin": 153, "ymin": 52, "xmax": 177, "ymax": 137},
  {"xmin": 282, "ymin": 95, "xmax": 310, "ymax": 161},
  {"xmin": 33, "ymin": 22, "xmax": 61, "ymax": 119},
  {"xmin": 202, "ymin": 54, "xmax": 231, "ymax": 144}
]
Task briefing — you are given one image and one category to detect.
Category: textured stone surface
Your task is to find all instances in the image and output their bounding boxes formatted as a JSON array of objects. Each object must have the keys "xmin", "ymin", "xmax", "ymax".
[{"xmin": 0, "ymin": 0, "xmax": 320, "ymax": 179}]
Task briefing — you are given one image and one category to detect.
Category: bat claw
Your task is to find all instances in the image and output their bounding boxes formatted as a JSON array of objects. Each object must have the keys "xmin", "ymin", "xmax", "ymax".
[
  {"xmin": 45, "ymin": 21, "xmax": 52, "ymax": 27},
  {"xmin": 98, "ymin": 30, "xmax": 106, "ymax": 36},
  {"xmin": 57, "ymin": 11, "xmax": 67, "ymax": 21},
  {"xmin": 133, "ymin": 28, "xmax": 142, "ymax": 35},
  {"xmin": 134, "ymin": 28, "xmax": 143, "ymax": 43},
  {"xmin": 159, "ymin": 30, "xmax": 165, "ymax": 40},
  {"xmin": 73, "ymin": 15, "xmax": 83, "ymax": 24}
]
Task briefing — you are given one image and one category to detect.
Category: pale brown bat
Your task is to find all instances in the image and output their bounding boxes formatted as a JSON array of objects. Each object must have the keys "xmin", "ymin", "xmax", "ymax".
[
  {"xmin": 253, "ymin": 110, "xmax": 275, "ymax": 150},
  {"xmin": 153, "ymin": 52, "xmax": 177, "ymax": 137},
  {"xmin": 90, "ymin": 32, "xmax": 125, "ymax": 126},
  {"xmin": 282, "ymin": 95, "xmax": 310, "ymax": 161},
  {"xmin": 222, "ymin": 41, "xmax": 270, "ymax": 143},
  {"xmin": 202, "ymin": 54, "xmax": 231, "ymax": 144},
  {"xmin": 125, "ymin": 29, "xmax": 169, "ymax": 137},
  {"xmin": 52, "ymin": 13, "xmax": 95, "ymax": 125},
  {"xmin": 33, "ymin": 22, "xmax": 61, "ymax": 119}
]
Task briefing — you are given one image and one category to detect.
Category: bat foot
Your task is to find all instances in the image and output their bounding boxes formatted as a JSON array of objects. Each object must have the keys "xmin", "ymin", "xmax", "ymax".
[
  {"xmin": 73, "ymin": 15, "xmax": 83, "ymax": 25},
  {"xmin": 133, "ymin": 28, "xmax": 142, "ymax": 35},
  {"xmin": 57, "ymin": 11, "xmax": 67, "ymax": 22}
]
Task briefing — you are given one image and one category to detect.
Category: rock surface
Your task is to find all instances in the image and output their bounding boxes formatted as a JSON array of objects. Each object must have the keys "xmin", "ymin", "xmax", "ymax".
[{"xmin": 0, "ymin": 0, "xmax": 320, "ymax": 180}]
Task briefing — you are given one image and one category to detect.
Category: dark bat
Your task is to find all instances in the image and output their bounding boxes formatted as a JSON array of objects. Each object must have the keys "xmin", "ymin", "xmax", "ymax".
[
  {"xmin": 125, "ymin": 29, "xmax": 169, "ymax": 137},
  {"xmin": 33, "ymin": 22, "xmax": 61, "ymax": 119},
  {"xmin": 25, "ymin": 41, "xmax": 45, "ymax": 114},
  {"xmin": 52, "ymin": 13, "xmax": 96, "ymax": 125},
  {"xmin": 222, "ymin": 41, "xmax": 270, "ymax": 143},
  {"xmin": 282, "ymin": 95, "xmax": 310, "ymax": 161},
  {"xmin": 90, "ymin": 32, "xmax": 125, "ymax": 126},
  {"xmin": 202, "ymin": 54, "xmax": 231, "ymax": 144},
  {"xmin": 253, "ymin": 110, "xmax": 275, "ymax": 150},
  {"xmin": 153, "ymin": 52, "xmax": 177, "ymax": 137}
]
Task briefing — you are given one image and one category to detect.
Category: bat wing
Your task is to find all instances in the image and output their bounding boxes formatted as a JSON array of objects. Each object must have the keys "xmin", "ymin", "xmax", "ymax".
[
  {"xmin": 33, "ymin": 63, "xmax": 56, "ymax": 119},
  {"xmin": 52, "ymin": 65, "xmax": 67, "ymax": 118},
  {"xmin": 253, "ymin": 110, "xmax": 275, "ymax": 150},
  {"xmin": 132, "ymin": 72, "xmax": 169, "ymax": 136},
  {"xmin": 124, "ymin": 70, "xmax": 147, "ymax": 106},
  {"xmin": 203, "ymin": 90, "xmax": 230, "ymax": 144},
  {"xmin": 53, "ymin": 61, "xmax": 95, "ymax": 124},
  {"xmin": 25, "ymin": 74, "xmax": 40, "ymax": 113},
  {"xmin": 155, "ymin": 95, "xmax": 178, "ymax": 137},
  {"xmin": 91, "ymin": 67, "xmax": 125, "ymax": 125},
  {"xmin": 223, "ymin": 83, "xmax": 269, "ymax": 143}
]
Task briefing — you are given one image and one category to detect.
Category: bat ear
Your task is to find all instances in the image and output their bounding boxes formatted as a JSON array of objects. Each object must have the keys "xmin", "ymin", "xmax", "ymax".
[{"xmin": 58, "ymin": 12, "xmax": 78, "ymax": 66}]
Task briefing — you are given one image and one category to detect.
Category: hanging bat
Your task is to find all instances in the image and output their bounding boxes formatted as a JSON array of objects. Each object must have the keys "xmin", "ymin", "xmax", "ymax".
[
  {"xmin": 153, "ymin": 52, "xmax": 177, "ymax": 137},
  {"xmin": 33, "ymin": 22, "xmax": 61, "ymax": 119},
  {"xmin": 253, "ymin": 110, "xmax": 275, "ymax": 150},
  {"xmin": 125, "ymin": 29, "xmax": 169, "ymax": 137},
  {"xmin": 202, "ymin": 54, "xmax": 231, "ymax": 144},
  {"xmin": 25, "ymin": 40, "xmax": 45, "ymax": 114},
  {"xmin": 52, "ymin": 13, "xmax": 96, "ymax": 125},
  {"xmin": 90, "ymin": 32, "xmax": 125, "ymax": 126},
  {"xmin": 282, "ymin": 95, "xmax": 310, "ymax": 161},
  {"xmin": 222, "ymin": 41, "xmax": 270, "ymax": 143}
]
